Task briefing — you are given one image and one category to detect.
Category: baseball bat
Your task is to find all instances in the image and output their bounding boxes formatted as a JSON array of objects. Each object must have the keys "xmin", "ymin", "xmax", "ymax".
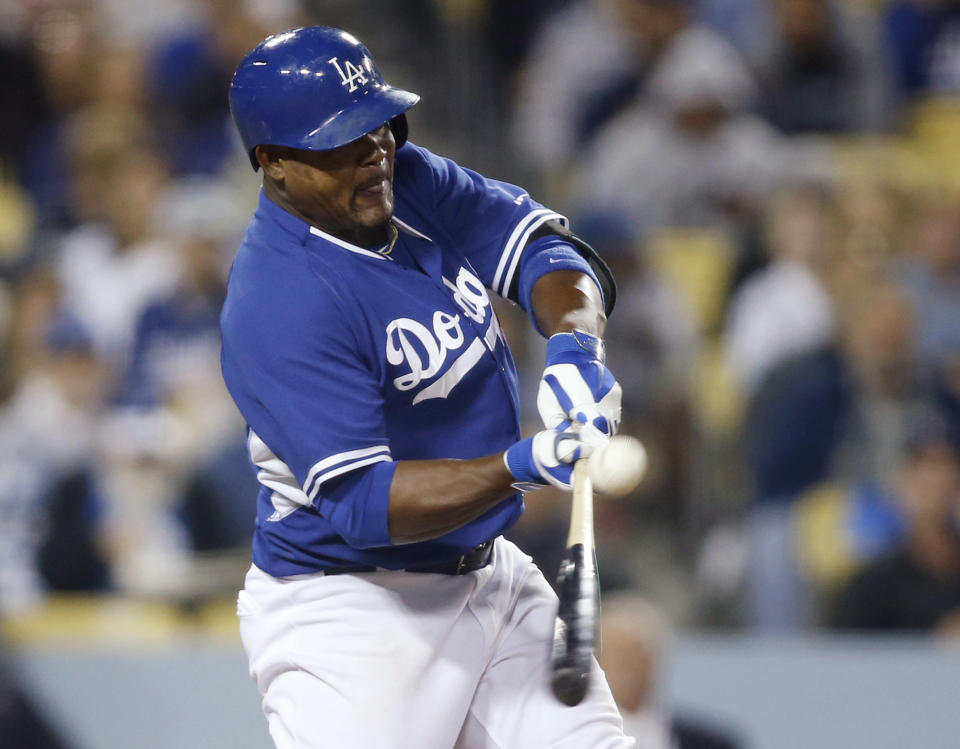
[{"xmin": 550, "ymin": 457, "xmax": 597, "ymax": 707}]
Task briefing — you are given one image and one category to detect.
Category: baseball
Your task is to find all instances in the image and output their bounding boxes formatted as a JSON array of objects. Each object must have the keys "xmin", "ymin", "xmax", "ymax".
[{"xmin": 589, "ymin": 436, "xmax": 647, "ymax": 497}]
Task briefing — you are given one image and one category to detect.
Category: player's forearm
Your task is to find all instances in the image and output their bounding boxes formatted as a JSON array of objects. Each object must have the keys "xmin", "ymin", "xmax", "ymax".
[
  {"xmin": 530, "ymin": 270, "xmax": 606, "ymax": 337},
  {"xmin": 388, "ymin": 454, "xmax": 517, "ymax": 544}
]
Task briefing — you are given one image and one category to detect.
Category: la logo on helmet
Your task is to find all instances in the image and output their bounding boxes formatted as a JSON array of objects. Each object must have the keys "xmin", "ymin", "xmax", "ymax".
[{"xmin": 328, "ymin": 56, "xmax": 369, "ymax": 92}]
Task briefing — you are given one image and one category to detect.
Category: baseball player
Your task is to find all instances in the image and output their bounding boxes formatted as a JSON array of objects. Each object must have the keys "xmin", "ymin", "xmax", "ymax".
[{"xmin": 222, "ymin": 26, "xmax": 633, "ymax": 748}]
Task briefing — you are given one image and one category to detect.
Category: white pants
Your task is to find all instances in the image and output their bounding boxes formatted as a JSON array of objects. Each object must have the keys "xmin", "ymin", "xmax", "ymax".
[{"xmin": 238, "ymin": 538, "xmax": 635, "ymax": 748}]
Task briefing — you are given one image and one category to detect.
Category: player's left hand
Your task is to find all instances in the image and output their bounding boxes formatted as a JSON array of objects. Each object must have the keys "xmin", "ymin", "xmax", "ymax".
[
  {"xmin": 504, "ymin": 423, "xmax": 596, "ymax": 491},
  {"xmin": 537, "ymin": 330, "xmax": 621, "ymax": 438}
]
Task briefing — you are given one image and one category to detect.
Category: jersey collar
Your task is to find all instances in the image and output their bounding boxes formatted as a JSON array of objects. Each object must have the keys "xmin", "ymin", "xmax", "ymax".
[
  {"xmin": 257, "ymin": 188, "xmax": 436, "ymax": 257},
  {"xmin": 256, "ymin": 189, "xmax": 313, "ymax": 244},
  {"xmin": 305, "ymin": 210, "xmax": 436, "ymax": 266},
  {"xmin": 309, "ymin": 224, "xmax": 392, "ymax": 261},
  {"xmin": 393, "ymin": 217, "xmax": 432, "ymax": 243}
]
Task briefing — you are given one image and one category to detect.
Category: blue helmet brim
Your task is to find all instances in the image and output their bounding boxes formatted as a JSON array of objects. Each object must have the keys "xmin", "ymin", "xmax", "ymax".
[{"xmin": 246, "ymin": 86, "xmax": 419, "ymax": 170}]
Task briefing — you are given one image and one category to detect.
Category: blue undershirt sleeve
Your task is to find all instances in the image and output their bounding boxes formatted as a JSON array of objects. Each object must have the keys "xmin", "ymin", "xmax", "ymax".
[
  {"xmin": 315, "ymin": 460, "xmax": 397, "ymax": 548},
  {"xmin": 516, "ymin": 235, "xmax": 603, "ymax": 337}
]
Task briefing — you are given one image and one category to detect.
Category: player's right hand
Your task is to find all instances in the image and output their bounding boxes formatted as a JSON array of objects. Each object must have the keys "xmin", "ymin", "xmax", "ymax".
[{"xmin": 504, "ymin": 425, "xmax": 599, "ymax": 491}]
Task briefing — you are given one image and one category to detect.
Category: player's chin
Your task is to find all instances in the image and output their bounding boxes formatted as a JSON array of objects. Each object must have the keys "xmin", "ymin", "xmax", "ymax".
[{"xmin": 352, "ymin": 193, "xmax": 394, "ymax": 226}]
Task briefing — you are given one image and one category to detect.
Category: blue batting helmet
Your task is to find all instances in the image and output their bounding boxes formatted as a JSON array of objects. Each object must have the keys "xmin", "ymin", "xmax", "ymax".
[{"xmin": 229, "ymin": 27, "xmax": 420, "ymax": 170}]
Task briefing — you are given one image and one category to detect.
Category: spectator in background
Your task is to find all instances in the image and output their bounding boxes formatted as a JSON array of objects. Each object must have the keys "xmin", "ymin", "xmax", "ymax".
[
  {"xmin": 513, "ymin": 0, "xmax": 740, "ymax": 189},
  {"xmin": 742, "ymin": 280, "xmax": 955, "ymax": 629},
  {"xmin": 32, "ymin": 315, "xmax": 112, "ymax": 594},
  {"xmin": 28, "ymin": 24, "xmax": 182, "ymax": 365},
  {"xmin": 123, "ymin": 177, "xmax": 239, "ymax": 418},
  {"xmin": 897, "ymin": 194, "xmax": 960, "ymax": 372},
  {"xmin": 601, "ymin": 594, "xmax": 744, "ymax": 748},
  {"xmin": 0, "ymin": 298, "xmax": 111, "ymax": 608},
  {"xmin": 91, "ymin": 405, "xmax": 203, "ymax": 596},
  {"xmin": 55, "ymin": 145, "xmax": 179, "ymax": 366},
  {"xmin": 745, "ymin": 281, "xmax": 939, "ymax": 507},
  {"xmin": 511, "ymin": 0, "xmax": 649, "ymax": 185},
  {"xmin": 12, "ymin": 4, "xmax": 100, "ymax": 227},
  {"xmin": 86, "ymin": 43, "xmax": 147, "ymax": 118},
  {"xmin": 2, "ymin": 270, "xmax": 60, "ymax": 392},
  {"xmin": 831, "ymin": 416, "xmax": 960, "ymax": 633},
  {"xmin": 753, "ymin": 0, "xmax": 894, "ymax": 134},
  {"xmin": 121, "ymin": 177, "xmax": 255, "ymax": 554},
  {"xmin": 835, "ymin": 181, "xmax": 906, "ymax": 287},
  {"xmin": 148, "ymin": 0, "xmax": 275, "ymax": 177},
  {"xmin": 0, "ymin": 179, "xmax": 250, "ymax": 603},
  {"xmin": 0, "ymin": 22, "xmax": 53, "ymax": 183},
  {"xmin": 885, "ymin": 0, "xmax": 960, "ymax": 97},
  {"xmin": 569, "ymin": 20, "xmax": 827, "ymax": 237},
  {"xmin": 724, "ymin": 182, "xmax": 837, "ymax": 396}
]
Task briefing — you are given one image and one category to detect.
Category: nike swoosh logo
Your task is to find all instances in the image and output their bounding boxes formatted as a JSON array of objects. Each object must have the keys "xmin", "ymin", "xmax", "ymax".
[{"xmin": 549, "ymin": 258, "xmax": 564, "ymax": 263}]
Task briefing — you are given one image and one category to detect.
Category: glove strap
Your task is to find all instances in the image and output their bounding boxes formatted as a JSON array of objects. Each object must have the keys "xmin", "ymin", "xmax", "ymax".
[
  {"xmin": 546, "ymin": 329, "xmax": 605, "ymax": 363},
  {"xmin": 504, "ymin": 440, "xmax": 545, "ymax": 492}
]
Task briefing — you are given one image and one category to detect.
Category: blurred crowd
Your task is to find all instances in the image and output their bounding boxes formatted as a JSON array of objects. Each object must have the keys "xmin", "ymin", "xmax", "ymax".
[{"xmin": 1, "ymin": 0, "xmax": 959, "ymax": 648}]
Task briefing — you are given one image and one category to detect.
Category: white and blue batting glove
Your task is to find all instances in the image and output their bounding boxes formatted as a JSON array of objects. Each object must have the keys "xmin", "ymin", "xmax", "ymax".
[
  {"xmin": 537, "ymin": 330, "xmax": 622, "ymax": 438},
  {"xmin": 504, "ymin": 425, "xmax": 595, "ymax": 491}
]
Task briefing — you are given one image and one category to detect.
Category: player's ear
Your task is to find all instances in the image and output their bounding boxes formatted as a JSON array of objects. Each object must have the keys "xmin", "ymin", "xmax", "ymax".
[{"xmin": 255, "ymin": 145, "xmax": 286, "ymax": 180}]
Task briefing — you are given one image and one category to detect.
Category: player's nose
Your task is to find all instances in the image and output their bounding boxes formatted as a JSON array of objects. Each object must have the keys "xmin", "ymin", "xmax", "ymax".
[{"xmin": 357, "ymin": 124, "xmax": 394, "ymax": 165}]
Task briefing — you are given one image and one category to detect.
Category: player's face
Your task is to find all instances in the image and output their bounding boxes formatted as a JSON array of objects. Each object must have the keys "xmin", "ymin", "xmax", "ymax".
[{"xmin": 267, "ymin": 124, "xmax": 397, "ymax": 246}]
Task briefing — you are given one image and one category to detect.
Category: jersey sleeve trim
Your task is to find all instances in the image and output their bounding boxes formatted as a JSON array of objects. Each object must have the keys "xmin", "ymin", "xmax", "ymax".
[
  {"xmin": 492, "ymin": 209, "xmax": 568, "ymax": 299},
  {"xmin": 304, "ymin": 445, "xmax": 393, "ymax": 500}
]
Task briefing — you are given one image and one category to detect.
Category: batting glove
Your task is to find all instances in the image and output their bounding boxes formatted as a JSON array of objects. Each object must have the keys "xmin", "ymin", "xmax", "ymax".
[
  {"xmin": 537, "ymin": 330, "xmax": 622, "ymax": 438},
  {"xmin": 504, "ymin": 425, "xmax": 596, "ymax": 491}
]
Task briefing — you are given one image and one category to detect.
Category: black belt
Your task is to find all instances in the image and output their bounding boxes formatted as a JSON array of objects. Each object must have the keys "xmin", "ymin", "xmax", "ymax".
[{"xmin": 323, "ymin": 539, "xmax": 495, "ymax": 576}]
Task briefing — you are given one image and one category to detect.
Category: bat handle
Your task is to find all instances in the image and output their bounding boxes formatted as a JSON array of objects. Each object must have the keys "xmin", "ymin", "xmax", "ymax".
[{"xmin": 567, "ymin": 458, "xmax": 594, "ymax": 554}]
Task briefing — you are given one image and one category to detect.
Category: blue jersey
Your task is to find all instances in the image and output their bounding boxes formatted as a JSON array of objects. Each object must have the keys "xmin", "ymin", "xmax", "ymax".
[{"xmin": 220, "ymin": 143, "xmax": 571, "ymax": 576}]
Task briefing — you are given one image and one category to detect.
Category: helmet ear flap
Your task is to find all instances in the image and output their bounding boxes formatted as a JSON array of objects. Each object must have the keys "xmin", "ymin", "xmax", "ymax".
[{"xmin": 389, "ymin": 114, "xmax": 409, "ymax": 149}]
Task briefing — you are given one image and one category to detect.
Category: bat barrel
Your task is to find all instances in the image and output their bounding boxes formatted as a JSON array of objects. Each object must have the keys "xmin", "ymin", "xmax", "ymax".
[{"xmin": 550, "ymin": 541, "xmax": 597, "ymax": 706}]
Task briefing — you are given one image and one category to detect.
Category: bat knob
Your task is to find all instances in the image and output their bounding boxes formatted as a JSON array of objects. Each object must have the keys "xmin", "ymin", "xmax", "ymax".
[{"xmin": 551, "ymin": 668, "xmax": 589, "ymax": 706}]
